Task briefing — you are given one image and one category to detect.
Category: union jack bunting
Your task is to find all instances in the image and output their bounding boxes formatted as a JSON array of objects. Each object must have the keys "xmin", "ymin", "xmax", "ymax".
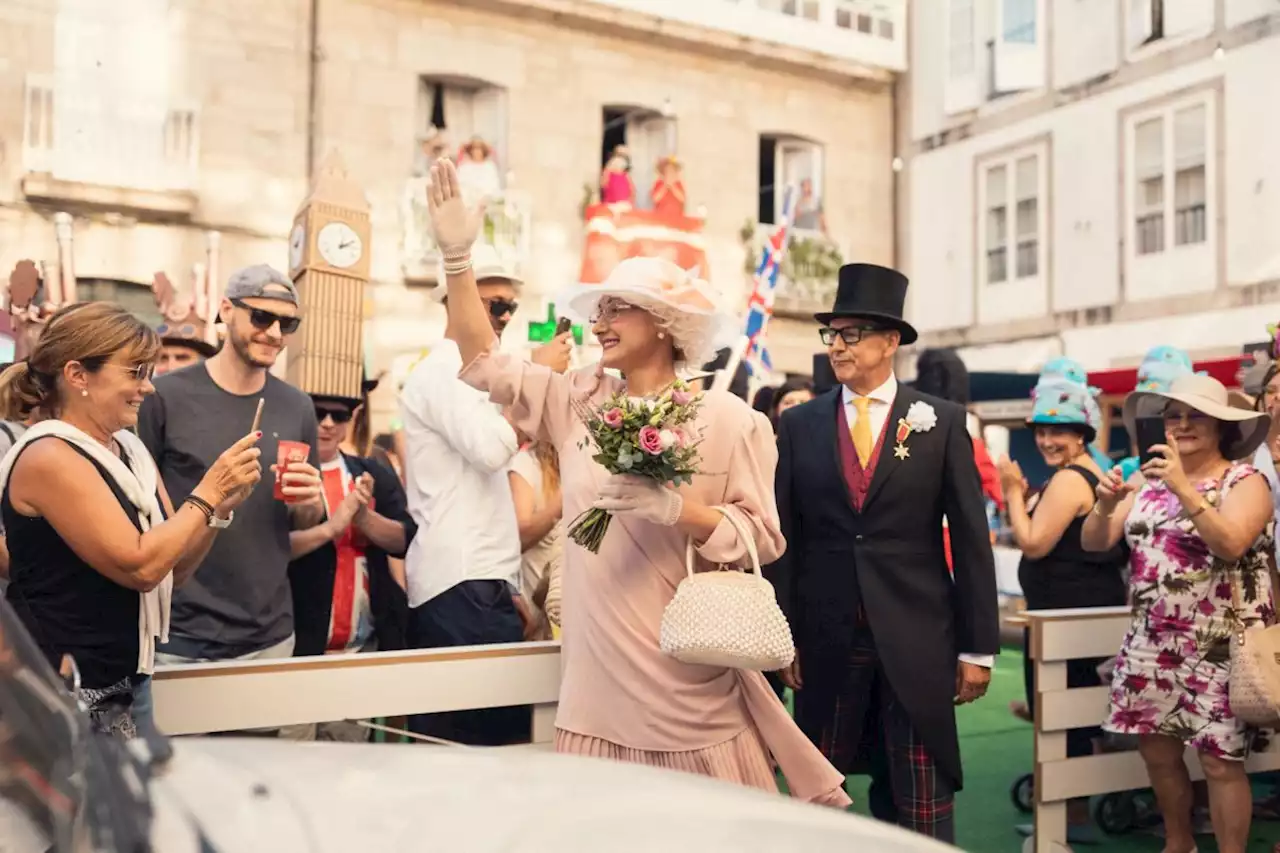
[{"xmin": 742, "ymin": 186, "xmax": 795, "ymax": 379}]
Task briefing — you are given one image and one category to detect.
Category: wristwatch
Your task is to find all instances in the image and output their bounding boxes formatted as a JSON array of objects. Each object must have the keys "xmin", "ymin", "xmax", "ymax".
[{"xmin": 208, "ymin": 511, "xmax": 234, "ymax": 530}]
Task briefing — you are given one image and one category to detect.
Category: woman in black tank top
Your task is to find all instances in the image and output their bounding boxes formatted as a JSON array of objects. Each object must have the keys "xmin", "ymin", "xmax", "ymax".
[
  {"xmin": 997, "ymin": 379, "xmax": 1127, "ymax": 837},
  {"xmin": 0, "ymin": 303, "xmax": 264, "ymax": 736}
]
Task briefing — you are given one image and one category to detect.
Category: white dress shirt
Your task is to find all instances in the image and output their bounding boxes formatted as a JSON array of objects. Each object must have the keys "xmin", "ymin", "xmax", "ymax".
[
  {"xmin": 843, "ymin": 376, "xmax": 995, "ymax": 670},
  {"xmin": 399, "ymin": 339, "xmax": 522, "ymax": 608}
]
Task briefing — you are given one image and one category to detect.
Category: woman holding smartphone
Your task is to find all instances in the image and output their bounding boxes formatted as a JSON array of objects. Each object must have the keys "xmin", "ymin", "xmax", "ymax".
[{"xmin": 1082, "ymin": 374, "xmax": 1273, "ymax": 853}]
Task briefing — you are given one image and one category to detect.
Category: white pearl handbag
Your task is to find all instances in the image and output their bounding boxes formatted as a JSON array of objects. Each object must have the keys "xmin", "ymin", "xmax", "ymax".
[{"xmin": 659, "ymin": 506, "xmax": 796, "ymax": 672}]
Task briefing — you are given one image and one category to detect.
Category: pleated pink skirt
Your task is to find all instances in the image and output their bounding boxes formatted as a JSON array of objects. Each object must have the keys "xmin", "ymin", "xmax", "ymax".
[{"xmin": 555, "ymin": 725, "xmax": 778, "ymax": 793}]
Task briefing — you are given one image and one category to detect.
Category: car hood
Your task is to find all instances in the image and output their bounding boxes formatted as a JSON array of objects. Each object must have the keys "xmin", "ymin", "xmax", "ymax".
[{"xmin": 152, "ymin": 739, "xmax": 954, "ymax": 853}]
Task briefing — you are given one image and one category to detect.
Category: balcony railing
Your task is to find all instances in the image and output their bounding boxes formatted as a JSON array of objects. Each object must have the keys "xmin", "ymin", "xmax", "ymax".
[
  {"xmin": 746, "ymin": 223, "xmax": 844, "ymax": 318},
  {"xmin": 22, "ymin": 74, "xmax": 200, "ymax": 194},
  {"xmin": 583, "ymin": 0, "xmax": 906, "ymax": 70},
  {"xmin": 401, "ymin": 182, "xmax": 532, "ymax": 284}
]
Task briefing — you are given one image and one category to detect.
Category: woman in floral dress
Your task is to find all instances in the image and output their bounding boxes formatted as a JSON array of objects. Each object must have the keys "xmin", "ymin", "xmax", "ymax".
[{"xmin": 1082, "ymin": 374, "xmax": 1274, "ymax": 853}]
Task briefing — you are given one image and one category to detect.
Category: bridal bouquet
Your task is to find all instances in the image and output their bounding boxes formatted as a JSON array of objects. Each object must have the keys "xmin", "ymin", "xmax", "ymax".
[{"xmin": 568, "ymin": 381, "xmax": 704, "ymax": 553}]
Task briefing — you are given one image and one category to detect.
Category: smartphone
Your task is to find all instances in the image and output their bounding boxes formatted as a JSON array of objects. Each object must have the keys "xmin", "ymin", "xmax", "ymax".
[
  {"xmin": 555, "ymin": 317, "xmax": 572, "ymax": 337},
  {"xmin": 1135, "ymin": 416, "xmax": 1167, "ymax": 465}
]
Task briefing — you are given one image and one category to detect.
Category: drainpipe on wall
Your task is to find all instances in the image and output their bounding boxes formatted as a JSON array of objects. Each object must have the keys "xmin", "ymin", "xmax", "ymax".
[{"xmin": 306, "ymin": 0, "xmax": 321, "ymax": 177}]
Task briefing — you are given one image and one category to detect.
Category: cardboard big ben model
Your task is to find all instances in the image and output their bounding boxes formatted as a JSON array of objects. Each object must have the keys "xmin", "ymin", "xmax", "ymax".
[{"xmin": 286, "ymin": 150, "xmax": 371, "ymax": 400}]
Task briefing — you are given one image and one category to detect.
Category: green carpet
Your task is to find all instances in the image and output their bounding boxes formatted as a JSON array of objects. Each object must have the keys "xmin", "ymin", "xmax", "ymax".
[{"xmin": 807, "ymin": 648, "xmax": 1280, "ymax": 852}]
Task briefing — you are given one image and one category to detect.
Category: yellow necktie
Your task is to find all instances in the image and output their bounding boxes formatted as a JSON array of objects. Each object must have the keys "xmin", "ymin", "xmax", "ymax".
[{"xmin": 851, "ymin": 397, "xmax": 873, "ymax": 467}]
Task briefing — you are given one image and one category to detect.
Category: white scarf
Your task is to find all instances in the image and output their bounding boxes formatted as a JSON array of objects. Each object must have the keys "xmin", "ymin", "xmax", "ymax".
[{"xmin": 0, "ymin": 420, "xmax": 170, "ymax": 674}]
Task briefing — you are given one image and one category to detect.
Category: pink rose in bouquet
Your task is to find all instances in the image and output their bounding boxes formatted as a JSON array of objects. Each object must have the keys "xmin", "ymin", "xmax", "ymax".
[{"xmin": 568, "ymin": 380, "xmax": 704, "ymax": 553}]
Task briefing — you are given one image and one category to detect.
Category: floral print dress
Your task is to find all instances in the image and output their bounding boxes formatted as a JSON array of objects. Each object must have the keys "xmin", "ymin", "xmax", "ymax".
[{"xmin": 1104, "ymin": 463, "xmax": 1275, "ymax": 760}]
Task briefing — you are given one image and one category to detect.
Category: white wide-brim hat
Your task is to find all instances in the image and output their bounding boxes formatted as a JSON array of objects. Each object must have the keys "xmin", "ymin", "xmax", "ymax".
[
  {"xmin": 431, "ymin": 242, "xmax": 524, "ymax": 303},
  {"xmin": 1123, "ymin": 373, "xmax": 1271, "ymax": 460},
  {"xmin": 559, "ymin": 257, "xmax": 737, "ymax": 368}
]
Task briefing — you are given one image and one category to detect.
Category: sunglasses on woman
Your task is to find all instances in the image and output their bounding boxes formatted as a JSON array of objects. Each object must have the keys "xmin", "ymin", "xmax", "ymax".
[{"xmin": 232, "ymin": 299, "xmax": 302, "ymax": 335}]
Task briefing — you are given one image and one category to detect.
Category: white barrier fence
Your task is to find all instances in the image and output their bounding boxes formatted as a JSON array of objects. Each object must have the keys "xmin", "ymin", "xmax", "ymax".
[
  {"xmin": 151, "ymin": 641, "xmax": 562, "ymax": 744},
  {"xmin": 1025, "ymin": 606, "xmax": 1280, "ymax": 852}
]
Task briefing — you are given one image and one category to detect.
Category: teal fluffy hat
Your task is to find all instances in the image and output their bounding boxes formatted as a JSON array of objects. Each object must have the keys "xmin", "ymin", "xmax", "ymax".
[
  {"xmin": 1135, "ymin": 345, "xmax": 1196, "ymax": 393},
  {"xmin": 1028, "ymin": 377, "xmax": 1098, "ymax": 443}
]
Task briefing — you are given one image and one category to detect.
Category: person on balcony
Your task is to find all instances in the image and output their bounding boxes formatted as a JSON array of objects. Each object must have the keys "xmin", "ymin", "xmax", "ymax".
[
  {"xmin": 600, "ymin": 145, "xmax": 635, "ymax": 206},
  {"xmin": 286, "ymin": 384, "xmax": 413, "ymax": 740},
  {"xmin": 456, "ymin": 135, "xmax": 503, "ymax": 205},
  {"xmin": 792, "ymin": 178, "xmax": 826, "ymax": 233},
  {"xmin": 1082, "ymin": 374, "xmax": 1273, "ymax": 853},
  {"xmin": 650, "ymin": 155, "xmax": 686, "ymax": 218},
  {"xmin": 423, "ymin": 157, "xmax": 850, "ymax": 806},
  {"xmin": 997, "ymin": 373, "xmax": 1127, "ymax": 843}
]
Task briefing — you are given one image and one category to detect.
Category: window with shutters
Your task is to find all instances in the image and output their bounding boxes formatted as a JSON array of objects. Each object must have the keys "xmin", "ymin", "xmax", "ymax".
[
  {"xmin": 1127, "ymin": 99, "xmax": 1209, "ymax": 258},
  {"xmin": 977, "ymin": 144, "xmax": 1047, "ymax": 286}
]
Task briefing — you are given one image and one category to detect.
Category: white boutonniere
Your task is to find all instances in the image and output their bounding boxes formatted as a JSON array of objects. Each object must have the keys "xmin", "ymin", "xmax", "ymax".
[{"xmin": 892, "ymin": 402, "xmax": 938, "ymax": 460}]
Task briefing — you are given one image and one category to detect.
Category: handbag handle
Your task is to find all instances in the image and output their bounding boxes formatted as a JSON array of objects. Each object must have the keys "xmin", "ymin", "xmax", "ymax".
[{"xmin": 684, "ymin": 505, "xmax": 762, "ymax": 579}]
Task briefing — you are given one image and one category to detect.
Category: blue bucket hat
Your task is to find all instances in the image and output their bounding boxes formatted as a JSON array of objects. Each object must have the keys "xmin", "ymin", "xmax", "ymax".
[
  {"xmin": 1134, "ymin": 345, "xmax": 1195, "ymax": 393},
  {"xmin": 1029, "ymin": 377, "xmax": 1099, "ymax": 443}
]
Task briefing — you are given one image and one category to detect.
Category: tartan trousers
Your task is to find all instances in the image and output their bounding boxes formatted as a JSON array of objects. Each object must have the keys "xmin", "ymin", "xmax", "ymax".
[{"xmin": 815, "ymin": 608, "xmax": 956, "ymax": 844}]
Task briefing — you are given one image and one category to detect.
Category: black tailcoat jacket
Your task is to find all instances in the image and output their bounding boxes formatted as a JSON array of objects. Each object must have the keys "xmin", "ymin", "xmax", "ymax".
[{"xmin": 766, "ymin": 384, "xmax": 999, "ymax": 788}]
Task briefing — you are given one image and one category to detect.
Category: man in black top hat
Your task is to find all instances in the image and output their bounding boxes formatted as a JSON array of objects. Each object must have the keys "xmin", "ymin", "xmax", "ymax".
[{"xmin": 766, "ymin": 263, "xmax": 999, "ymax": 843}]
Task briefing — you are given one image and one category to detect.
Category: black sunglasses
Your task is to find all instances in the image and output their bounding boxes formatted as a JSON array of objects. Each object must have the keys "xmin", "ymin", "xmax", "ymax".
[
  {"xmin": 232, "ymin": 299, "xmax": 302, "ymax": 335},
  {"xmin": 819, "ymin": 325, "xmax": 885, "ymax": 347},
  {"xmin": 483, "ymin": 297, "xmax": 518, "ymax": 319},
  {"xmin": 315, "ymin": 406, "xmax": 354, "ymax": 425}
]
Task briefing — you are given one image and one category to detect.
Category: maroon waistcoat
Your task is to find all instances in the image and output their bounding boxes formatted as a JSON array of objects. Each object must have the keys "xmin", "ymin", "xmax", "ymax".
[{"xmin": 836, "ymin": 398, "xmax": 893, "ymax": 512}]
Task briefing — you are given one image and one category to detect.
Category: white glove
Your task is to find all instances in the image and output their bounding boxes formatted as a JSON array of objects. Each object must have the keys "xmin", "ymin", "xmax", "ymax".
[{"xmin": 592, "ymin": 474, "xmax": 683, "ymax": 527}]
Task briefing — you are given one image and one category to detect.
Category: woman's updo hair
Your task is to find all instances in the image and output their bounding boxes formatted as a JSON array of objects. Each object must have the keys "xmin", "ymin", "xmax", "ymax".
[{"xmin": 0, "ymin": 302, "xmax": 161, "ymax": 423}]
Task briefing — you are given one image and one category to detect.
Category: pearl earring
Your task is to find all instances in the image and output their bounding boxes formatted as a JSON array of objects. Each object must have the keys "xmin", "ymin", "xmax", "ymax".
[
  {"xmin": 658, "ymin": 332, "xmax": 666, "ymax": 340},
  {"xmin": 81, "ymin": 389, "xmax": 88, "ymax": 397}
]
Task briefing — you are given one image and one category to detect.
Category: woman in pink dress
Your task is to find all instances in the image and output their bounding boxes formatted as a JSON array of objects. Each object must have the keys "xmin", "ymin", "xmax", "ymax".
[{"xmin": 424, "ymin": 158, "xmax": 849, "ymax": 807}]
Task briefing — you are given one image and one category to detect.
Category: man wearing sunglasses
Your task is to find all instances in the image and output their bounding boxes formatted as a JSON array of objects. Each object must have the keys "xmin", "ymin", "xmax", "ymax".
[
  {"xmin": 285, "ymin": 389, "xmax": 413, "ymax": 739},
  {"xmin": 399, "ymin": 244, "xmax": 571, "ymax": 745},
  {"xmin": 137, "ymin": 265, "xmax": 327, "ymax": 722}
]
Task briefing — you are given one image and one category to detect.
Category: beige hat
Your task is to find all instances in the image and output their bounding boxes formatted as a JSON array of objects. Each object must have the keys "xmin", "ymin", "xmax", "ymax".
[
  {"xmin": 1124, "ymin": 373, "xmax": 1271, "ymax": 460},
  {"xmin": 430, "ymin": 242, "xmax": 523, "ymax": 303}
]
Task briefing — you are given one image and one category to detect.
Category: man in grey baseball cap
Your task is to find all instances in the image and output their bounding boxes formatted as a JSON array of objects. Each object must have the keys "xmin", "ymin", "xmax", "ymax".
[{"xmin": 135, "ymin": 264, "xmax": 326, "ymax": 736}]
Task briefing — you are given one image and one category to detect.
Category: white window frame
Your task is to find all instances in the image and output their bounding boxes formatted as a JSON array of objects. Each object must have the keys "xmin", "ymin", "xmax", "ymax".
[
  {"xmin": 976, "ymin": 142, "xmax": 1048, "ymax": 288},
  {"xmin": 1123, "ymin": 92, "xmax": 1215, "ymax": 266},
  {"xmin": 993, "ymin": 0, "xmax": 1046, "ymax": 94},
  {"xmin": 1125, "ymin": 0, "xmax": 1214, "ymax": 58},
  {"xmin": 415, "ymin": 76, "xmax": 509, "ymax": 181},
  {"xmin": 762, "ymin": 136, "xmax": 824, "ymax": 230},
  {"xmin": 944, "ymin": 0, "xmax": 980, "ymax": 114}
]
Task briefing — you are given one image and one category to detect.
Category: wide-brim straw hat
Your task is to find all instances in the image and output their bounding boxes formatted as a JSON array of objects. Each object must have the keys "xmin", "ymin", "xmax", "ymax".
[
  {"xmin": 560, "ymin": 257, "xmax": 734, "ymax": 368},
  {"xmin": 431, "ymin": 243, "xmax": 524, "ymax": 303},
  {"xmin": 1123, "ymin": 373, "xmax": 1271, "ymax": 460}
]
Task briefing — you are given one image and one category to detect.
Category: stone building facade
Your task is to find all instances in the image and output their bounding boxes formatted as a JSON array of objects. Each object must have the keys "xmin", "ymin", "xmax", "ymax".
[{"xmin": 1, "ymin": 0, "xmax": 903, "ymax": 422}]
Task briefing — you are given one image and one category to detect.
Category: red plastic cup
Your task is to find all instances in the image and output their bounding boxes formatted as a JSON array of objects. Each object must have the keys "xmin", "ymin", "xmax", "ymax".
[{"xmin": 274, "ymin": 441, "xmax": 311, "ymax": 502}]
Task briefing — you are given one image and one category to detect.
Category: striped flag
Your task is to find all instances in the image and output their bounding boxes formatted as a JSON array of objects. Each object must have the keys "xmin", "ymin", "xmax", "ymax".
[{"xmin": 742, "ymin": 187, "xmax": 795, "ymax": 380}]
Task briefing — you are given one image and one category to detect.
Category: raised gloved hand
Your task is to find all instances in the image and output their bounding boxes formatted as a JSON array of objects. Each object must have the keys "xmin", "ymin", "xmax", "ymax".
[{"xmin": 592, "ymin": 474, "xmax": 683, "ymax": 527}]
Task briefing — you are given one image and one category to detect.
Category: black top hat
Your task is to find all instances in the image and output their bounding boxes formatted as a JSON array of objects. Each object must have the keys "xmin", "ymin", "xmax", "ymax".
[{"xmin": 814, "ymin": 263, "xmax": 917, "ymax": 346}]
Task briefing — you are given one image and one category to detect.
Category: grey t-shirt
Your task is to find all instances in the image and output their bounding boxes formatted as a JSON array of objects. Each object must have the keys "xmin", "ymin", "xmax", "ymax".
[{"xmin": 137, "ymin": 364, "xmax": 319, "ymax": 658}]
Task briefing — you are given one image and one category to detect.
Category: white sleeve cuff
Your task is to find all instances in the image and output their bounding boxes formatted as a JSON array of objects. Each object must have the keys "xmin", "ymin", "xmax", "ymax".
[{"xmin": 958, "ymin": 653, "xmax": 995, "ymax": 669}]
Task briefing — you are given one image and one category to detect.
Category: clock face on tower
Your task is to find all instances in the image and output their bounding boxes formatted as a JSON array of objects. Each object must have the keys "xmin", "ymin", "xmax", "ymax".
[
  {"xmin": 317, "ymin": 222, "xmax": 363, "ymax": 269},
  {"xmin": 288, "ymin": 223, "xmax": 306, "ymax": 273}
]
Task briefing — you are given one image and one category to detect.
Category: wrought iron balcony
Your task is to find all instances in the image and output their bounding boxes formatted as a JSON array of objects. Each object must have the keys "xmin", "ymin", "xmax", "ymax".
[{"xmin": 400, "ymin": 181, "xmax": 532, "ymax": 285}]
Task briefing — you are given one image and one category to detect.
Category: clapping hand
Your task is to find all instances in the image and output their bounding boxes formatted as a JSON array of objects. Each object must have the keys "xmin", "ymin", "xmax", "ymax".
[
  {"xmin": 996, "ymin": 456, "xmax": 1027, "ymax": 500},
  {"xmin": 328, "ymin": 475, "xmax": 373, "ymax": 538},
  {"xmin": 1095, "ymin": 466, "xmax": 1136, "ymax": 514},
  {"xmin": 426, "ymin": 158, "xmax": 484, "ymax": 258}
]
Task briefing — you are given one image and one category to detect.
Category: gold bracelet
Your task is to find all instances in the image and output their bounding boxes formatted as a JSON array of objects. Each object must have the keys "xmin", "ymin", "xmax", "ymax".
[
  {"xmin": 1092, "ymin": 502, "xmax": 1114, "ymax": 518},
  {"xmin": 1186, "ymin": 498, "xmax": 1210, "ymax": 520}
]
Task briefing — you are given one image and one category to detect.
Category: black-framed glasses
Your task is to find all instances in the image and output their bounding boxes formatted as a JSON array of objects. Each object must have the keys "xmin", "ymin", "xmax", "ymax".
[
  {"xmin": 819, "ymin": 325, "xmax": 884, "ymax": 347},
  {"xmin": 483, "ymin": 297, "xmax": 518, "ymax": 319},
  {"xmin": 315, "ymin": 406, "xmax": 354, "ymax": 425},
  {"xmin": 232, "ymin": 299, "xmax": 302, "ymax": 335}
]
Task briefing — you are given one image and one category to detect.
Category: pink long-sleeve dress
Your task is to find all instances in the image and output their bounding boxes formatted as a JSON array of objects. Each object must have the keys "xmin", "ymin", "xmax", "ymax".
[{"xmin": 462, "ymin": 350, "xmax": 850, "ymax": 807}]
